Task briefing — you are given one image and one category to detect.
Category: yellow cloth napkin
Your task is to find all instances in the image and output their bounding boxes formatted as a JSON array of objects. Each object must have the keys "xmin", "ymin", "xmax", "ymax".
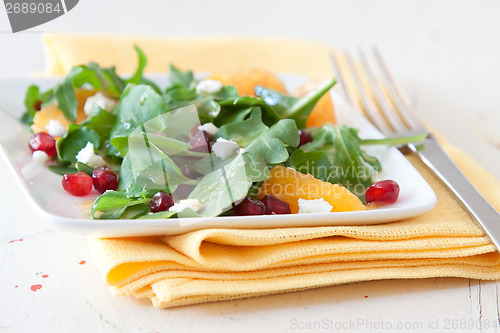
[{"xmin": 43, "ymin": 34, "xmax": 500, "ymax": 308}]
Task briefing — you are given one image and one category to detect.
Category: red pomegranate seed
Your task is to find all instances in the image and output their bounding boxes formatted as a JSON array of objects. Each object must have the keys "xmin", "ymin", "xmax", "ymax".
[
  {"xmin": 188, "ymin": 130, "xmax": 211, "ymax": 153},
  {"xmin": 92, "ymin": 167, "xmax": 118, "ymax": 193},
  {"xmin": 62, "ymin": 172, "xmax": 93, "ymax": 196},
  {"xmin": 179, "ymin": 164, "xmax": 201, "ymax": 179},
  {"xmin": 365, "ymin": 180, "xmax": 400, "ymax": 204},
  {"xmin": 260, "ymin": 195, "xmax": 291, "ymax": 214},
  {"xmin": 233, "ymin": 198, "xmax": 266, "ymax": 216},
  {"xmin": 33, "ymin": 100, "xmax": 42, "ymax": 111},
  {"xmin": 149, "ymin": 191, "xmax": 175, "ymax": 213},
  {"xmin": 298, "ymin": 130, "xmax": 313, "ymax": 147},
  {"xmin": 29, "ymin": 132, "xmax": 56, "ymax": 157},
  {"xmin": 174, "ymin": 184, "xmax": 196, "ymax": 199}
]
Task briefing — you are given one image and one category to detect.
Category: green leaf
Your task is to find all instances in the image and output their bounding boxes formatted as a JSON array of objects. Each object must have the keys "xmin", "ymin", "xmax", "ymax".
[
  {"xmin": 22, "ymin": 85, "xmax": 40, "ymax": 124},
  {"xmin": 188, "ymin": 153, "xmax": 251, "ymax": 217},
  {"xmin": 215, "ymin": 109, "xmax": 268, "ymax": 146},
  {"xmin": 76, "ymin": 162, "xmax": 94, "ymax": 175},
  {"xmin": 168, "ymin": 65, "xmax": 196, "ymax": 88},
  {"xmin": 286, "ymin": 149, "xmax": 332, "ymax": 182},
  {"xmin": 56, "ymin": 127, "xmax": 100, "ymax": 163},
  {"xmin": 109, "ymin": 84, "xmax": 169, "ymax": 157},
  {"xmin": 138, "ymin": 210, "xmax": 177, "ymax": 219},
  {"xmin": 47, "ymin": 165, "xmax": 78, "ymax": 175},
  {"xmin": 301, "ymin": 124, "xmax": 381, "ymax": 197},
  {"xmin": 216, "ymin": 97, "xmax": 281, "ymax": 127},
  {"xmin": 127, "ymin": 46, "xmax": 148, "ymax": 85},
  {"xmin": 54, "ymin": 67, "xmax": 81, "ymax": 122},
  {"xmin": 254, "ymin": 77, "xmax": 336, "ymax": 129},
  {"xmin": 91, "ymin": 191, "xmax": 150, "ymax": 219}
]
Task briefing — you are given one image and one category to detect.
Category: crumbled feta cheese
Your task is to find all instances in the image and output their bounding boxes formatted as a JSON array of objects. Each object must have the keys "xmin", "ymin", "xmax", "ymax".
[
  {"xmin": 197, "ymin": 122, "xmax": 219, "ymax": 136},
  {"xmin": 32, "ymin": 150, "xmax": 49, "ymax": 165},
  {"xmin": 169, "ymin": 199, "xmax": 202, "ymax": 213},
  {"xmin": 298, "ymin": 198, "xmax": 333, "ymax": 214},
  {"xmin": 83, "ymin": 92, "xmax": 116, "ymax": 115},
  {"xmin": 44, "ymin": 119, "xmax": 66, "ymax": 137},
  {"xmin": 212, "ymin": 138, "xmax": 240, "ymax": 160},
  {"xmin": 75, "ymin": 142, "xmax": 106, "ymax": 168},
  {"xmin": 196, "ymin": 79, "xmax": 223, "ymax": 95}
]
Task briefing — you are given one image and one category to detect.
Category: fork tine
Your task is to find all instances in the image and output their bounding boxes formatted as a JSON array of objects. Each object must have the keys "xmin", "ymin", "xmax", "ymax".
[
  {"xmin": 330, "ymin": 51, "xmax": 356, "ymax": 108},
  {"xmin": 358, "ymin": 49, "xmax": 409, "ymax": 133},
  {"xmin": 343, "ymin": 50, "xmax": 393, "ymax": 135},
  {"xmin": 372, "ymin": 47, "xmax": 424, "ymax": 131}
]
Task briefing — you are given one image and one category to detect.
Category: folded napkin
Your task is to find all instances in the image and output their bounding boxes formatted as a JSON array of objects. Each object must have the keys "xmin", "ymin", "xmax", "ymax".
[{"xmin": 43, "ymin": 34, "xmax": 500, "ymax": 308}]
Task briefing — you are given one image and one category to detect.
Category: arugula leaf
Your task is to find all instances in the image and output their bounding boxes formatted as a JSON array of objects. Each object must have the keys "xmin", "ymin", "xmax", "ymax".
[
  {"xmin": 138, "ymin": 211, "xmax": 177, "ymax": 219},
  {"xmin": 215, "ymin": 109, "xmax": 299, "ymax": 181},
  {"xmin": 254, "ymin": 77, "xmax": 336, "ymax": 129},
  {"xmin": 21, "ymin": 85, "xmax": 40, "ymax": 125},
  {"xmin": 56, "ymin": 127, "xmax": 100, "ymax": 163},
  {"xmin": 286, "ymin": 149, "xmax": 332, "ymax": 182},
  {"xmin": 55, "ymin": 108, "xmax": 116, "ymax": 163},
  {"xmin": 127, "ymin": 45, "xmax": 148, "ymax": 85},
  {"xmin": 216, "ymin": 97, "xmax": 281, "ymax": 127},
  {"xmin": 300, "ymin": 124, "xmax": 381, "ymax": 197},
  {"xmin": 167, "ymin": 65, "xmax": 196, "ymax": 88},
  {"xmin": 109, "ymin": 84, "xmax": 169, "ymax": 157},
  {"xmin": 47, "ymin": 165, "xmax": 78, "ymax": 176},
  {"xmin": 188, "ymin": 153, "xmax": 251, "ymax": 217},
  {"xmin": 76, "ymin": 162, "xmax": 94, "ymax": 175},
  {"xmin": 215, "ymin": 109, "xmax": 268, "ymax": 146},
  {"xmin": 91, "ymin": 191, "xmax": 150, "ymax": 219}
]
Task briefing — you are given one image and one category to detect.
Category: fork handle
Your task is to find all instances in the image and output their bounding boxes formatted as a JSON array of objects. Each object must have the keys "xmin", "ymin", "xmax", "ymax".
[{"xmin": 409, "ymin": 138, "xmax": 500, "ymax": 251}]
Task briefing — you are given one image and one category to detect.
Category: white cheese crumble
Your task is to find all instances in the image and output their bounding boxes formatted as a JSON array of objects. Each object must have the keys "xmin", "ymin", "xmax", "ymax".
[
  {"xmin": 169, "ymin": 199, "xmax": 202, "ymax": 213},
  {"xmin": 212, "ymin": 137, "xmax": 241, "ymax": 160},
  {"xmin": 44, "ymin": 119, "xmax": 66, "ymax": 137},
  {"xmin": 196, "ymin": 79, "xmax": 223, "ymax": 95},
  {"xmin": 32, "ymin": 150, "xmax": 49, "ymax": 165},
  {"xmin": 298, "ymin": 198, "xmax": 333, "ymax": 214},
  {"xmin": 83, "ymin": 92, "xmax": 116, "ymax": 116},
  {"xmin": 75, "ymin": 142, "xmax": 106, "ymax": 168},
  {"xmin": 197, "ymin": 122, "xmax": 219, "ymax": 136}
]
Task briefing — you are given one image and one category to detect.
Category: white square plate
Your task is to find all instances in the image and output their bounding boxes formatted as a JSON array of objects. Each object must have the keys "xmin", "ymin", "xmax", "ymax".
[{"xmin": 0, "ymin": 74, "xmax": 436, "ymax": 237}]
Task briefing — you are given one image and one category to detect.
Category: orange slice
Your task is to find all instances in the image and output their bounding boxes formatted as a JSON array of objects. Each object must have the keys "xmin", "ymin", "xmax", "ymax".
[
  {"xmin": 31, "ymin": 88, "xmax": 99, "ymax": 134},
  {"xmin": 258, "ymin": 165, "xmax": 365, "ymax": 214},
  {"xmin": 294, "ymin": 79, "xmax": 336, "ymax": 128},
  {"xmin": 207, "ymin": 69, "xmax": 287, "ymax": 97}
]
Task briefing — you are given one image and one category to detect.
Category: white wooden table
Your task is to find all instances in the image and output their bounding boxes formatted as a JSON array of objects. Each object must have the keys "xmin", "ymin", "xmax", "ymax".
[{"xmin": 1, "ymin": 1, "xmax": 500, "ymax": 332}]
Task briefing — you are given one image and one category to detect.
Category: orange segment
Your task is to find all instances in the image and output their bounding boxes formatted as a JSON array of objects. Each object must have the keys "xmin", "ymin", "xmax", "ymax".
[
  {"xmin": 207, "ymin": 69, "xmax": 287, "ymax": 97},
  {"xmin": 294, "ymin": 79, "xmax": 336, "ymax": 128},
  {"xmin": 258, "ymin": 165, "xmax": 365, "ymax": 214},
  {"xmin": 31, "ymin": 88, "xmax": 99, "ymax": 134}
]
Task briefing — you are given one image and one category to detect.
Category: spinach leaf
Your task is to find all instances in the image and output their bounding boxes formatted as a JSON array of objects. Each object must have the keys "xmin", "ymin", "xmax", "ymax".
[
  {"xmin": 138, "ymin": 210, "xmax": 177, "ymax": 219},
  {"xmin": 47, "ymin": 165, "xmax": 78, "ymax": 175},
  {"xmin": 215, "ymin": 108, "xmax": 268, "ymax": 146},
  {"xmin": 254, "ymin": 77, "xmax": 336, "ymax": 129},
  {"xmin": 286, "ymin": 149, "xmax": 332, "ymax": 182},
  {"xmin": 21, "ymin": 85, "xmax": 40, "ymax": 125}
]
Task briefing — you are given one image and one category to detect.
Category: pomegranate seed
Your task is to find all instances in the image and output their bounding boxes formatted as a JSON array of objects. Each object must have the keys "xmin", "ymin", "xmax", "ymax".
[
  {"xmin": 29, "ymin": 132, "xmax": 56, "ymax": 157},
  {"xmin": 298, "ymin": 130, "xmax": 313, "ymax": 147},
  {"xmin": 365, "ymin": 180, "xmax": 400, "ymax": 204},
  {"xmin": 62, "ymin": 172, "xmax": 93, "ymax": 196},
  {"xmin": 174, "ymin": 184, "xmax": 196, "ymax": 199},
  {"xmin": 149, "ymin": 191, "xmax": 175, "ymax": 213},
  {"xmin": 260, "ymin": 195, "xmax": 291, "ymax": 214},
  {"xmin": 92, "ymin": 167, "xmax": 118, "ymax": 193},
  {"xmin": 233, "ymin": 198, "xmax": 265, "ymax": 216},
  {"xmin": 179, "ymin": 164, "xmax": 201, "ymax": 179},
  {"xmin": 33, "ymin": 100, "xmax": 42, "ymax": 111},
  {"xmin": 188, "ymin": 130, "xmax": 211, "ymax": 153}
]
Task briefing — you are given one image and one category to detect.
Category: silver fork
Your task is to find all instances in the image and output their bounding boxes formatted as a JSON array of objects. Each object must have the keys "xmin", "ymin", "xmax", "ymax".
[{"xmin": 331, "ymin": 48, "xmax": 500, "ymax": 252}]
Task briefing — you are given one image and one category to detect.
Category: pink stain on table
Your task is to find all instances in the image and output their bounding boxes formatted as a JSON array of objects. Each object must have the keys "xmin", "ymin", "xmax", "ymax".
[
  {"xmin": 30, "ymin": 284, "xmax": 42, "ymax": 292},
  {"xmin": 79, "ymin": 260, "xmax": 86, "ymax": 265},
  {"xmin": 8, "ymin": 239, "xmax": 23, "ymax": 244}
]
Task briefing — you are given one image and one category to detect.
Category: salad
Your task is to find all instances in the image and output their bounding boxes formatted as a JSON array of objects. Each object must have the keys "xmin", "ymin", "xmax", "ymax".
[{"xmin": 22, "ymin": 47, "xmax": 419, "ymax": 220}]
